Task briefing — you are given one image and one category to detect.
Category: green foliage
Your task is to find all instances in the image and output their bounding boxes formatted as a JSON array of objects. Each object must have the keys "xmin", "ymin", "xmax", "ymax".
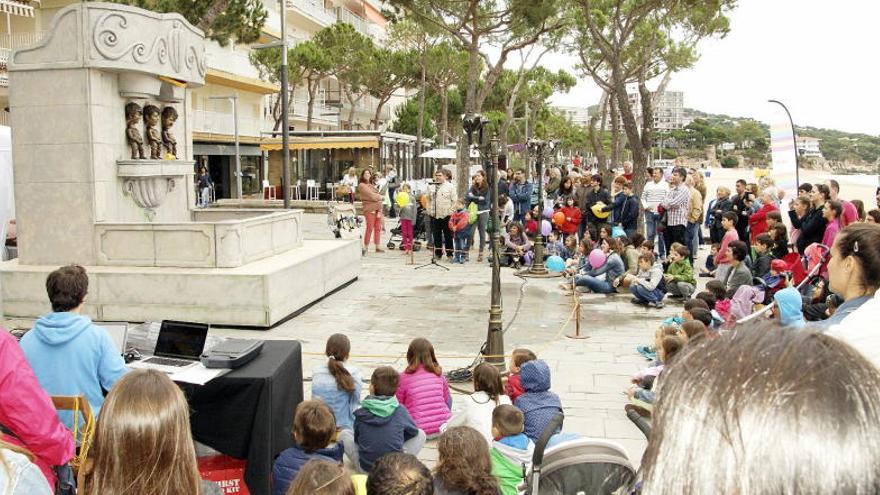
[
  {"xmin": 720, "ymin": 155, "xmax": 739, "ymax": 168},
  {"xmin": 391, "ymin": 99, "xmax": 436, "ymax": 137},
  {"xmin": 793, "ymin": 126, "xmax": 880, "ymax": 163},
  {"xmin": 109, "ymin": 0, "xmax": 267, "ymax": 46}
]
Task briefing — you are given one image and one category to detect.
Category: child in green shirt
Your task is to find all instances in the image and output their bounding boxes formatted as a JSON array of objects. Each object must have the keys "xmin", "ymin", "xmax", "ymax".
[{"xmin": 665, "ymin": 245, "xmax": 696, "ymax": 300}]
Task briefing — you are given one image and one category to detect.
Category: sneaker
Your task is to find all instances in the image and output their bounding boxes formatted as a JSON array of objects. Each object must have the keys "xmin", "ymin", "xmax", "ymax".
[
  {"xmin": 651, "ymin": 301, "xmax": 665, "ymax": 309},
  {"xmin": 668, "ymin": 294, "xmax": 684, "ymax": 300},
  {"xmin": 698, "ymin": 272, "xmax": 713, "ymax": 278},
  {"xmin": 637, "ymin": 345, "xmax": 657, "ymax": 360},
  {"xmin": 630, "ymin": 298, "xmax": 647, "ymax": 305}
]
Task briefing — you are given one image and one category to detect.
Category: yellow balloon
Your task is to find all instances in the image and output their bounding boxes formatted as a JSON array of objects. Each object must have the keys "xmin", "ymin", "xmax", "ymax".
[{"xmin": 396, "ymin": 191, "xmax": 410, "ymax": 208}]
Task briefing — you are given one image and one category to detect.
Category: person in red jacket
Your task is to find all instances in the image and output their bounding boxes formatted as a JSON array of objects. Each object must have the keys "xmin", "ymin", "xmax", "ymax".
[
  {"xmin": 559, "ymin": 196, "xmax": 582, "ymax": 241},
  {"xmin": 448, "ymin": 199, "xmax": 471, "ymax": 263},
  {"xmin": 504, "ymin": 348, "xmax": 537, "ymax": 403},
  {"xmin": 0, "ymin": 329, "xmax": 75, "ymax": 486},
  {"xmin": 748, "ymin": 190, "xmax": 779, "ymax": 244}
]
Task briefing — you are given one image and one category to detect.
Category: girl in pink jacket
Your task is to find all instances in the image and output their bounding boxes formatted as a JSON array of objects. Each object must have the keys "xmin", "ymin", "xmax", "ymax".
[
  {"xmin": 0, "ymin": 329, "xmax": 75, "ymax": 486},
  {"xmin": 396, "ymin": 338, "xmax": 451, "ymax": 436}
]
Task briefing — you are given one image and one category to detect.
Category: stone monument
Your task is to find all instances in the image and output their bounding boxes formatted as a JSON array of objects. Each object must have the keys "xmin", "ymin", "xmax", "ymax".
[{"xmin": 0, "ymin": 3, "xmax": 360, "ymax": 327}]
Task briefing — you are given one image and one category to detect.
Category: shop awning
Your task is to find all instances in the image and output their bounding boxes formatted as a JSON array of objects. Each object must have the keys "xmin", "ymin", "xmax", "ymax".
[{"xmin": 260, "ymin": 137, "xmax": 379, "ymax": 151}]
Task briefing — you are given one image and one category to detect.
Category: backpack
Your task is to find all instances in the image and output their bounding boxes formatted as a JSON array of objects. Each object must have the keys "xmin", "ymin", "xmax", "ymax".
[{"xmin": 467, "ymin": 202, "xmax": 478, "ymax": 224}]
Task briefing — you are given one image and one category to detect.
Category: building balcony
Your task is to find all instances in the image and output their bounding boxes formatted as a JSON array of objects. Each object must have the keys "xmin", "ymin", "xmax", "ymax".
[
  {"xmin": 193, "ymin": 109, "xmax": 271, "ymax": 139},
  {"xmin": 286, "ymin": 0, "xmax": 337, "ymax": 27},
  {"xmin": 0, "ymin": 30, "xmax": 47, "ymax": 51}
]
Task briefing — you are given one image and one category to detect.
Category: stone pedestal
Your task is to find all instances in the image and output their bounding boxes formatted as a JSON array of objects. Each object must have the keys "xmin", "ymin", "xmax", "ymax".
[{"xmin": 0, "ymin": 3, "xmax": 360, "ymax": 327}]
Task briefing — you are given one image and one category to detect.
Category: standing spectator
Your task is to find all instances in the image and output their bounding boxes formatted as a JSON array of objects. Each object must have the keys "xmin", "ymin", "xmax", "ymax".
[
  {"xmin": 685, "ymin": 175, "xmax": 703, "ymax": 259},
  {"xmin": 557, "ymin": 175, "xmax": 576, "ymax": 204},
  {"xmin": 426, "ymin": 169, "xmax": 457, "ymax": 261},
  {"xmin": 385, "ymin": 165, "xmax": 399, "ymax": 218},
  {"xmin": 621, "ymin": 161, "xmax": 634, "ymax": 181},
  {"xmin": 20, "ymin": 265, "xmax": 128, "ymax": 431},
  {"xmin": 545, "ymin": 167, "xmax": 561, "ymax": 207},
  {"xmin": 574, "ymin": 175, "xmax": 591, "ymax": 240},
  {"xmin": 641, "ymin": 167, "xmax": 669, "ymax": 259},
  {"xmin": 852, "ymin": 199, "xmax": 866, "ymax": 222},
  {"xmin": 398, "ymin": 184, "xmax": 417, "ymax": 255},
  {"xmin": 358, "ymin": 169, "xmax": 385, "ymax": 255},
  {"xmin": 748, "ymin": 190, "xmax": 779, "ymax": 244},
  {"xmin": 708, "ymin": 186, "xmax": 733, "ymax": 244},
  {"xmin": 827, "ymin": 179, "xmax": 858, "ymax": 227},
  {"xmin": 466, "ymin": 171, "xmax": 491, "ymax": 262},
  {"xmin": 341, "ymin": 166, "xmax": 359, "ymax": 203},
  {"xmin": 822, "ymin": 200, "xmax": 843, "ymax": 248},
  {"xmin": 496, "ymin": 170, "xmax": 510, "ymax": 199},
  {"xmin": 508, "ymin": 170, "xmax": 533, "ymax": 223},
  {"xmin": 692, "ymin": 170, "xmax": 707, "ymax": 206},
  {"xmin": 660, "ymin": 167, "xmax": 691, "ymax": 262},
  {"xmin": 0, "ymin": 329, "xmax": 75, "ymax": 487},
  {"xmin": 618, "ymin": 181, "xmax": 640, "ymax": 239},
  {"xmin": 197, "ymin": 165, "xmax": 212, "ymax": 208},
  {"xmin": 730, "ymin": 179, "xmax": 750, "ymax": 241},
  {"xmin": 448, "ymin": 199, "xmax": 471, "ymax": 264},
  {"xmin": 584, "ymin": 174, "xmax": 612, "ymax": 240},
  {"xmin": 789, "ymin": 186, "xmax": 828, "ymax": 254},
  {"xmin": 608, "ymin": 175, "xmax": 627, "ymax": 226}
]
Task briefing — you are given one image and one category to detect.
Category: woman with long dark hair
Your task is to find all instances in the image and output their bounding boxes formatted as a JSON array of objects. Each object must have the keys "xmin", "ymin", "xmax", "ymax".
[
  {"xmin": 311, "ymin": 334, "xmax": 363, "ymax": 430},
  {"xmin": 441, "ymin": 363, "xmax": 511, "ymax": 443},
  {"xmin": 466, "ymin": 171, "xmax": 491, "ymax": 262},
  {"xmin": 357, "ymin": 169, "xmax": 384, "ymax": 255}
]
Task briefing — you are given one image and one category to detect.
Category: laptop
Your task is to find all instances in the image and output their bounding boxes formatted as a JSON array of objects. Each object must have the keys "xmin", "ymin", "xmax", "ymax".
[
  {"xmin": 129, "ymin": 320, "xmax": 210, "ymax": 374},
  {"xmin": 97, "ymin": 322, "xmax": 129, "ymax": 354}
]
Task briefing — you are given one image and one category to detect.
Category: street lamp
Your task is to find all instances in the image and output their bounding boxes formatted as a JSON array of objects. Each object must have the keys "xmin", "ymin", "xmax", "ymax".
[
  {"xmin": 208, "ymin": 95, "xmax": 241, "ymax": 200},
  {"xmin": 521, "ymin": 138, "xmax": 559, "ymax": 278},
  {"xmin": 464, "ymin": 114, "xmax": 505, "ymax": 370}
]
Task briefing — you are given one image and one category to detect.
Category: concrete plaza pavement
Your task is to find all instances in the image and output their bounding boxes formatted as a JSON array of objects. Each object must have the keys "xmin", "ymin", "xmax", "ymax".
[{"xmin": 209, "ymin": 213, "xmax": 696, "ymax": 467}]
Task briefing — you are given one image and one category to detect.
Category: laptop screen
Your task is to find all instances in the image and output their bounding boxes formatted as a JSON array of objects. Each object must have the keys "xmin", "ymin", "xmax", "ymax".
[
  {"xmin": 154, "ymin": 320, "xmax": 209, "ymax": 360},
  {"xmin": 99, "ymin": 323, "xmax": 128, "ymax": 354}
]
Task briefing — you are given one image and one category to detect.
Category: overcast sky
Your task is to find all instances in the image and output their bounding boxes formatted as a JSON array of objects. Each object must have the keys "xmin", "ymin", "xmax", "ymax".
[{"xmin": 545, "ymin": 0, "xmax": 880, "ymax": 136}]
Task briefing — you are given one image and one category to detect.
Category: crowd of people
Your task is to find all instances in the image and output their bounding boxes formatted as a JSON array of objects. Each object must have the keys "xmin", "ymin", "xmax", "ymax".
[{"xmin": 2, "ymin": 158, "xmax": 880, "ymax": 494}]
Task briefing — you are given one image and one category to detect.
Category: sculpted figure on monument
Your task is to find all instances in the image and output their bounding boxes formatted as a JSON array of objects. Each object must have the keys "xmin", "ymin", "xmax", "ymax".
[
  {"xmin": 125, "ymin": 102, "xmax": 146, "ymax": 159},
  {"xmin": 143, "ymin": 104, "xmax": 162, "ymax": 159},
  {"xmin": 161, "ymin": 106, "xmax": 178, "ymax": 159}
]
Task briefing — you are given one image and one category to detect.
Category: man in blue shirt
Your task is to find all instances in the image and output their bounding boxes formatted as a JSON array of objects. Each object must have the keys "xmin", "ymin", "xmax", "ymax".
[{"xmin": 21, "ymin": 265, "xmax": 127, "ymax": 429}]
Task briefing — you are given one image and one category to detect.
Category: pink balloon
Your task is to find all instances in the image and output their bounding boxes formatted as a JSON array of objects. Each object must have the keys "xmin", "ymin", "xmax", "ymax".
[
  {"xmin": 588, "ymin": 248, "xmax": 606, "ymax": 268},
  {"xmin": 541, "ymin": 220, "xmax": 552, "ymax": 236}
]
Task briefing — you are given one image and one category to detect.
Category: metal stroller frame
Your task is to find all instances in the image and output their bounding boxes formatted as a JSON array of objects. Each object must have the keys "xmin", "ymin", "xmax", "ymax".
[{"xmin": 385, "ymin": 204, "xmax": 427, "ymax": 251}]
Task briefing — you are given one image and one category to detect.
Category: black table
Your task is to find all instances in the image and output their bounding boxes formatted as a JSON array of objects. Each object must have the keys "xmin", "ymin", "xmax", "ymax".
[{"xmin": 178, "ymin": 340, "xmax": 303, "ymax": 495}]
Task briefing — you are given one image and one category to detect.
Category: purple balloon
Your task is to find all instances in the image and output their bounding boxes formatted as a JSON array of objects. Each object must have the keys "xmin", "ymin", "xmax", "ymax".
[
  {"xmin": 542, "ymin": 206, "xmax": 554, "ymax": 219},
  {"xmin": 541, "ymin": 220, "xmax": 552, "ymax": 236}
]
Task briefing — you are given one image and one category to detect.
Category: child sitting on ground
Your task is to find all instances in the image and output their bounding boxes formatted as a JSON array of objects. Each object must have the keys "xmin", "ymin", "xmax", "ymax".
[
  {"xmin": 544, "ymin": 231, "xmax": 567, "ymax": 259},
  {"xmin": 625, "ymin": 253, "xmax": 666, "ymax": 309},
  {"xmin": 448, "ymin": 199, "xmax": 471, "ymax": 264},
  {"xmin": 700, "ymin": 243, "xmax": 720, "ymax": 278},
  {"xmin": 752, "ymin": 234, "xmax": 774, "ymax": 278},
  {"xmin": 627, "ymin": 335, "xmax": 685, "ymax": 407},
  {"xmin": 682, "ymin": 298, "xmax": 709, "ymax": 321},
  {"xmin": 441, "ymin": 363, "xmax": 511, "ymax": 443},
  {"xmin": 340, "ymin": 367, "xmax": 425, "ymax": 473},
  {"xmin": 770, "ymin": 223, "xmax": 789, "ymax": 259},
  {"xmin": 562, "ymin": 235, "xmax": 577, "ymax": 260},
  {"xmin": 272, "ymin": 400, "xmax": 344, "ymax": 495},
  {"xmin": 490, "ymin": 405, "xmax": 535, "ymax": 495},
  {"xmin": 664, "ymin": 245, "xmax": 696, "ymax": 300},
  {"xmin": 311, "ymin": 333, "xmax": 362, "ymax": 430},
  {"xmin": 514, "ymin": 360, "xmax": 562, "ymax": 441},
  {"xmin": 687, "ymin": 308, "xmax": 713, "ymax": 328},
  {"xmin": 706, "ymin": 280, "xmax": 732, "ymax": 324},
  {"xmin": 632, "ymin": 325, "xmax": 679, "ymax": 382},
  {"xmin": 396, "ymin": 338, "xmax": 451, "ymax": 437},
  {"xmin": 679, "ymin": 320, "xmax": 707, "ymax": 341},
  {"xmin": 504, "ymin": 348, "xmax": 537, "ymax": 403}
]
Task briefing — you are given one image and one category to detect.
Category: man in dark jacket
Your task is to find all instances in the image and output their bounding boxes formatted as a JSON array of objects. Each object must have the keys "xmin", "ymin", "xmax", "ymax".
[
  {"xmin": 729, "ymin": 179, "xmax": 750, "ymax": 242},
  {"xmin": 618, "ymin": 181, "xmax": 640, "ymax": 238},
  {"xmin": 509, "ymin": 170, "xmax": 533, "ymax": 223},
  {"xmin": 339, "ymin": 367, "xmax": 425, "ymax": 473},
  {"xmin": 584, "ymin": 174, "xmax": 612, "ymax": 240}
]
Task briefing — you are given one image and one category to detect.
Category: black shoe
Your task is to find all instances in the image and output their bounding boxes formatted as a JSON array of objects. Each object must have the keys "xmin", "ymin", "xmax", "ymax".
[{"xmin": 630, "ymin": 298, "xmax": 647, "ymax": 305}]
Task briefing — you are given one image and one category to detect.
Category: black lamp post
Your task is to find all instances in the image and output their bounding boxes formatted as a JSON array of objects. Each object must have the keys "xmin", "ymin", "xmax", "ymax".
[
  {"xmin": 521, "ymin": 139, "xmax": 559, "ymax": 277},
  {"xmin": 464, "ymin": 114, "xmax": 504, "ymax": 369}
]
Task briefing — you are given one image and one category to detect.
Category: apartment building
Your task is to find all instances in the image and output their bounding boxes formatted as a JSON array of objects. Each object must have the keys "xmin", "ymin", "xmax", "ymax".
[
  {"xmin": 796, "ymin": 135, "xmax": 823, "ymax": 158},
  {"xmin": 551, "ymin": 105, "xmax": 590, "ymax": 126},
  {"xmin": 602, "ymin": 89, "xmax": 686, "ymax": 134},
  {"xmin": 0, "ymin": 0, "xmax": 407, "ymax": 201}
]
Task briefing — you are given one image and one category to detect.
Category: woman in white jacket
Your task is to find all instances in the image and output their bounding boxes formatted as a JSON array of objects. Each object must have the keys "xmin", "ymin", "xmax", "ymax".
[{"xmin": 441, "ymin": 363, "xmax": 511, "ymax": 444}]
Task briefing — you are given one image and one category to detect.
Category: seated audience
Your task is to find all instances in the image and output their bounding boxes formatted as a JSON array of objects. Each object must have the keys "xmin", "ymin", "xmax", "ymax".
[
  {"xmin": 514, "ymin": 360, "xmax": 562, "ymax": 441},
  {"xmin": 679, "ymin": 320, "xmax": 707, "ymax": 341},
  {"xmin": 504, "ymin": 349, "xmax": 536, "ymax": 403},
  {"xmin": 772, "ymin": 287, "xmax": 806, "ymax": 328},
  {"xmin": 20, "ymin": 265, "xmax": 127, "ymax": 430},
  {"xmin": 442, "ymin": 363, "xmax": 511, "ymax": 443},
  {"xmin": 366, "ymin": 453, "xmax": 433, "ymax": 495},
  {"xmin": 273, "ymin": 400, "xmax": 344, "ymax": 495},
  {"xmin": 285, "ymin": 459, "xmax": 354, "ymax": 495},
  {"xmin": 0, "ymin": 328, "xmax": 74, "ymax": 486},
  {"xmin": 490, "ymin": 405, "xmax": 534, "ymax": 495},
  {"xmin": 687, "ymin": 308, "xmax": 713, "ymax": 329},
  {"xmin": 639, "ymin": 325, "xmax": 880, "ymax": 494},
  {"xmin": 80, "ymin": 369, "xmax": 222, "ymax": 495},
  {"xmin": 824, "ymin": 223, "xmax": 880, "ymax": 325},
  {"xmin": 433, "ymin": 427, "xmax": 500, "ymax": 495},
  {"xmin": 341, "ymin": 367, "xmax": 425, "ymax": 473},
  {"xmin": 721, "ymin": 241, "xmax": 752, "ymax": 298},
  {"xmin": 575, "ymin": 238, "xmax": 625, "ymax": 294},
  {"xmin": 501, "ymin": 223, "xmax": 532, "ymax": 268},
  {"xmin": 312, "ymin": 334, "xmax": 362, "ymax": 430},
  {"xmin": 397, "ymin": 338, "xmax": 451, "ymax": 436},
  {"xmin": 626, "ymin": 253, "xmax": 666, "ymax": 308},
  {"xmin": 664, "ymin": 245, "xmax": 695, "ymax": 300},
  {"xmin": 751, "ymin": 234, "xmax": 774, "ymax": 278},
  {"xmin": 0, "ymin": 439, "xmax": 52, "ymax": 495},
  {"xmin": 627, "ymin": 335, "xmax": 685, "ymax": 405}
]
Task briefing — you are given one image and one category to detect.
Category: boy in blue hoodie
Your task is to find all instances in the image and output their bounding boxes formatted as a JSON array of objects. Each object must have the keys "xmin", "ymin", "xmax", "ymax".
[
  {"xmin": 339, "ymin": 366, "xmax": 425, "ymax": 473},
  {"xmin": 491, "ymin": 405, "xmax": 535, "ymax": 495},
  {"xmin": 514, "ymin": 360, "xmax": 562, "ymax": 441},
  {"xmin": 20, "ymin": 265, "xmax": 127, "ymax": 430},
  {"xmin": 272, "ymin": 400, "xmax": 343, "ymax": 495}
]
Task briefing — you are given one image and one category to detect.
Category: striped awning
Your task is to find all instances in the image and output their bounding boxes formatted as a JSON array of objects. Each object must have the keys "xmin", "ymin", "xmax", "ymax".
[
  {"xmin": 0, "ymin": 0, "xmax": 35, "ymax": 17},
  {"xmin": 260, "ymin": 137, "xmax": 379, "ymax": 151}
]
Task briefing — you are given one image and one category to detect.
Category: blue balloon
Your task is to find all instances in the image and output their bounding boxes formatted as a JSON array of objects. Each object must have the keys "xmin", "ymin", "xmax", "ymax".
[{"xmin": 545, "ymin": 255, "xmax": 565, "ymax": 272}]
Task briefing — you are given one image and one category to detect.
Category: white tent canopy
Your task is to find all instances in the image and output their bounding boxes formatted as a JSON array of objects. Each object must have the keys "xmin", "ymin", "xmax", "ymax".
[{"xmin": 419, "ymin": 147, "xmax": 480, "ymax": 159}]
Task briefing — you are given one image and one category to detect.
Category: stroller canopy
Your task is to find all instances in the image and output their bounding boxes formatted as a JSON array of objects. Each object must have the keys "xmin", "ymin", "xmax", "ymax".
[{"xmin": 530, "ymin": 437, "xmax": 636, "ymax": 495}]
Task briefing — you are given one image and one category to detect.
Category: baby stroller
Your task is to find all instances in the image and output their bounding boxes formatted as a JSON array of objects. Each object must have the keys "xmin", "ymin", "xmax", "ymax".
[
  {"xmin": 526, "ymin": 413, "xmax": 636, "ymax": 495},
  {"xmin": 386, "ymin": 203, "xmax": 427, "ymax": 251},
  {"xmin": 327, "ymin": 203, "xmax": 361, "ymax": 240}
]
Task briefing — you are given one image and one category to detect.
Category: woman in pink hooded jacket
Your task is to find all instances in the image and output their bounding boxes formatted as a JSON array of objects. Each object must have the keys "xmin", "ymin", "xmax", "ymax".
[
  {"xmin": 0, "ymin": 329, "xmax": 75, "ymax": 486},
  {"xmin": 396, "ymin": 338, "xmax": 451, "ymax": 436}
]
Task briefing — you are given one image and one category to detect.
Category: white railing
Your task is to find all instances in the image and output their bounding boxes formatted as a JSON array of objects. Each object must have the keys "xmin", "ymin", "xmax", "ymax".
[
  {"xmin": 286, "ymin": 0, "xmax": 337, "ymax": 26},
  {"xmin": 205, "ymin": 44, "xmax": 262, "ymax": 79},
  {"xmin": 0, "ymin": 47, "xmax": 9, "ymax": 66},
  {"xmin": 337, "ymin": 8, "xmax": 371, "ymax": 37},
  {"xmin": 0, "ymin": 31, "xmax": 47, "ymax": 50},
  {"xmin": 0, "ymin": 73, "xmax": 8, "ymax": 88},
  {"xmin": 192, "ymin": 109, "xmax": 270, "ymax": 138},
  {"xmin": 0, "ymin": 110, "xmax": 8, "ymax": 126}
]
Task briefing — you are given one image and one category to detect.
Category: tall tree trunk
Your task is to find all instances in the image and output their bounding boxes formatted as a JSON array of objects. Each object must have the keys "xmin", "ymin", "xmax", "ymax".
[
  {"xmin": 638, "ymin": 80, "xmax": 653, "ymax": 155},
  {"xmin": 271, "ymin": 85, "xmax": 295, "ymax": 136},
  {"xmin": 459, "ymin": 36, "xmax": 481, "ymax": 198},
  {"xmin": 416, "ymin": 49, "xmax": 426, "ymax": 178},
  {"xmin": 612, "ymin": 77, "xmax": 646, "ymax": 191},
  {"xmin": 610, "ymin": 95, "xmax": 621, "ymax": 178},
  {"xmin": 373, "ymin": 96, "xmax": 390, "ymax": 130},
  {"xmin": 587, "ymin": 92, "xmax": 608, "ymax": 172},
  {"xmin": 306, "ymin": 78, "xmax": 317, "ymax": 131},
  {"xmin": 197, "ymin": 0, "xmax": 232, "ymax": 32},
  {"xmin": 440, "ymin": 88, "xmax": 449, "ymax": 146}
]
